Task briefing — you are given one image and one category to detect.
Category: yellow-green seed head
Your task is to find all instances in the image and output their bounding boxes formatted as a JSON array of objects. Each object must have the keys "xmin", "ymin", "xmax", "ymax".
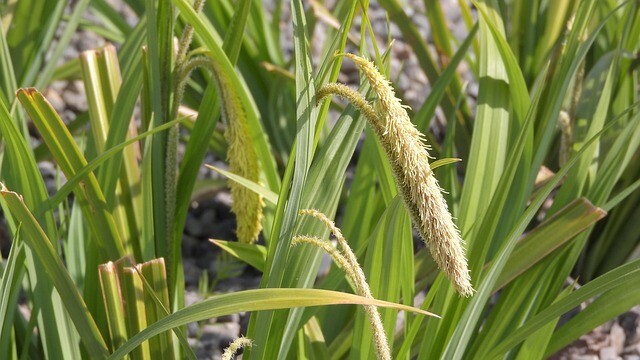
[
  {"xmin": 339, "ymin": 53, "xmax": 474, "ymax": 297},
  {"xmin": 212, "ymin": 62, "xmax": 264, "ymax": 244}
]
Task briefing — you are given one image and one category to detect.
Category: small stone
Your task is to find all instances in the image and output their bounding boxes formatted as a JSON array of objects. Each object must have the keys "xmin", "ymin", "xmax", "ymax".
[
  {"xmin": 214, "ymin": 192, "xmax": 233, "ymax": 208},
  {"xmin": 181, "ymin": 235, "xmax": 199, "ymax": 257},
  {"xmin": 61, "ymin": 81, "xmax": 87, "ymax": 112},
  {"xmin": 620, "ymin": 309, "xmax": 640, "ymax": 344},
  {"xmin": 184, "ymin": 289, "xmax": 203, "ymax": 307},
  {"xmin": 611, "ymin": 323, "xmax": 627, "ymax": 354},
  {"xmin": 599, "ymin": 347, "xmax": 620, "ymax": 360},
  {"xmin": 200, "ymin": 323, "xmax": 241, "ymax": 349},
  {"xmin": 38, "ymin": 161, "xmax": 56, "ymax": 178},
  {"xmin": 43, "ymin": 88, "xmax": 65, "ymax": 113},
  {"xmin": 185, "ymin": 214, "xmax": 205, "ymax": 237},
  {"xmin": 183, "ymin": 259, "xmax": 203, "ymax": 287},
  {"xmin": 61, "ymin": 110, "xmax": 77, "ymax": 122},
  {"xmin": 39, "ymin": 162, "xmax": 66, "ymax": 196},
  {"xmin": 187, "ymin": 322, "xmax": 200, "ymax": 337},
  {"xmin": 49, "ymin": 80, "xmax": 66, "ymax": 92},
  {"xmin": 63, "ymin": 46, "xmax": 79, "ymax": 61},
  {"xmin": 623, "ymin": 343, "xmax": 640, "ymax": 355},
  {"xmin": 199, "ymin": 209, "xmax": 217, "ymax": 234},
  {"xmin": 75, "ymin": 30, "xmax": 105, "ymax": 52}
]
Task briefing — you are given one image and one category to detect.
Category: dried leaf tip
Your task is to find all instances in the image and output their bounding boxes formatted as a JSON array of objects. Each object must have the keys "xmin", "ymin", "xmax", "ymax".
[{"xmin": 334, "ymin": 53, "xmax": 474, "ymax": 297}]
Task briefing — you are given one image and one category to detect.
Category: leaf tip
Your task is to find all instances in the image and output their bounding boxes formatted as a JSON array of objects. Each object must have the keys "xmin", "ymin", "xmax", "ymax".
[{"xmin": 15, "ymin": 87, "xmax": 37, "ymax": 98}]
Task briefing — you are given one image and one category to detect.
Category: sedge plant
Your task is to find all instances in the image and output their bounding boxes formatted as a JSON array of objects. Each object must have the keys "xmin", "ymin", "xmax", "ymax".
[{"xmin": 0, "ymin": 0, "xmax": 639, "ymax": 359}]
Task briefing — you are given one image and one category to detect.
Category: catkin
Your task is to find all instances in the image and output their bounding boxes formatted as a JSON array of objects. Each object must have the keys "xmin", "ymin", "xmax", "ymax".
[
  {"xmin": 173, "ymin": 55, "xmax": 264, "ymax": 244},
  {"xmin": 211, "ymin": 61, "xmax": 264, "ymax": 244},
  {"xmin": 323, "ymin": 53, "xmax": 474, "ymax": 297}
]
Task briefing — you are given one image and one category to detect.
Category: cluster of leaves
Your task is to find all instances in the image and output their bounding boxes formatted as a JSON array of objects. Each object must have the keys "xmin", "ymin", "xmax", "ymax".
[{"xmin": 0, "ymin": 0, "xmax": 639, "ymax": 359}]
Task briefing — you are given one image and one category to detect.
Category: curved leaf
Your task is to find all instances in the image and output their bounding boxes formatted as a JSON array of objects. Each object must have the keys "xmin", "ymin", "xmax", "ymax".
[{"xmin": 108, "ymin": 288, "xmax": 438, "ymax": 359}]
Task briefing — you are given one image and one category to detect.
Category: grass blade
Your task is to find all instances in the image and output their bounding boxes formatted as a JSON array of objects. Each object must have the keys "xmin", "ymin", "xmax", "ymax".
[
  {"xmin": 545, "ymin": 276, "xmax": 640, "ymax": 355},
  {"xmin": 0, "ymin": 185, "xmax": 109, "ymax": 359},
  {"xmin": 210, "ymin": 239, "xmax": 267, "ymax": 272},
  {"xmin": 99, "ymin": 262, "xmax": 129, "ymax": 352},
  {"xmin": 487, "ymin": 258, "xmax": 640, "ymax": 358},
  {"xmin": 109, "ymin": 288, "xmax": 438, "ymax": 359},
  {"xmin": 494, "ymin": 198, "xmax": 606, "ymax": 290},
  {"xmin": 205, "ymin": 164, "xmax": 278, "ymax": 205},
  {"xmin": 0, "ymin": 231, "xmax": 25, "ymax": 355},
  {"xmin": 17, "ymin": 88, "xmax": 126, "ymax": 259}
]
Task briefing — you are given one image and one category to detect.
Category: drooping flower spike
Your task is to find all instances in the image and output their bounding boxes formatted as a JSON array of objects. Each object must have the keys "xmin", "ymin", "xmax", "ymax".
[
  {"xmin": 172, "ymin": 56, "xmax": 264, "ymax": 244},
  {"xmin": 213, "ymin": 60, "xmax": 265, "ymax": 244},
  {"xmin": 318, "ymin": 53, "xmax": 474, "ymax": 297},
  {"xmin": 168, "ymin": 0, "xmax": 264, "ymax": 244},
  {"xmin": 293, "ymin": 209, "xmax": 391, "ymax": 360}
]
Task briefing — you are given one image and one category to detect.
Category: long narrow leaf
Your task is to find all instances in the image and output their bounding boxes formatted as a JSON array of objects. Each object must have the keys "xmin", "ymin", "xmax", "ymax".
[
  {"xmin": 0, "ymin": 185, "xmax": 109, "ymax": 359},
  {"xmin": 109, "ymin": 288, "xmax": 438, "ymax": 359},
  {"xmin": 488, "ymin": 258, "xmax": 640, "ymax": 358},
  {"xmin": 17, "ymin": 88, "xmax": 125, "ymax": 259}
]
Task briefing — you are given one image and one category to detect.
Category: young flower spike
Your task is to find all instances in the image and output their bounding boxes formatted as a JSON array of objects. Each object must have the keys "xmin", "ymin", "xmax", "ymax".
[
  {"xmin": 222, "ymin": 336, "xmax": 252, "ymax": 360},
  {"xmin": 293, "ymin": 209, "xmax": 391, "ymax": 360},
  {"xmin": 173, "ymin": 55, "xmax": 264, "ymax": 244},
  {"xmin": 212, "ymin": 60, "xmax": 265, "ymax": 244},
  {"xmin": 168, "ymin": 0, "xmax": 263, "ymax": 244},
  {"xmin": 319, "ymin": 53, "xmax": 474, "ymax": 297}
]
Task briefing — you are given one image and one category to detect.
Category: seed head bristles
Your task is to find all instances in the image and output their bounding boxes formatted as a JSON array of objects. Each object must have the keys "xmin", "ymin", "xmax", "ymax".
[
  {"xmin": 168, "ymin": 0, "xmax": 209, "ymax": 253},
  {"xmin": 175, "ymin": 56, "xmax": 264, "ymax": 243},
  {"xmin": 166, "ymin": 56, "xmax": 213, "ymax": 255},
  {"xmin": 298, "ymin": 209, "xmax": 350, "ymax": 254},
  {"xmin": 211, "ymin": 60, "xmax": 265, "ymax": 244},
  {"xmin": 292, "ymin": 235, "xmax": 357, "ymax": 284},
  {"xmin": 316, "ymin": 83, "xmax": 384, "ymax": 136},
  {"xmin": 297, "ymin": 209, "xmax": 391, "ymax": 360},
  {"xmin": 336, "ymin": 53, "xmax": 474, "ymax": 297},
  {"xmin": 165, "ymin": 125, "xmax": 179, "ymax": 248},
  {"xmin": 176, "ymin": 0, "xmax": 206, "ymax": 65},
  {"xmin": 221, "ymin": 336, "xmax": 252, "ymax": 360},
  {"xmin": 175, "ymin": 56, "xmax": 265, "ymax": 243},
  {"xmin": 167, "ymin": 1, "xmax": 208, "ymax": 252}
]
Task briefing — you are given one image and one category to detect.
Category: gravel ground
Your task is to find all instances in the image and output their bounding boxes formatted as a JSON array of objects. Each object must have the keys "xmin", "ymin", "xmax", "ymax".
[
  {"xmin": 553, "ymin": 306, "xmax": 640, "ymax": 360},
  {"xmin": 1, "ymin": 1, "xmax": 638, "ymax": 359}
]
